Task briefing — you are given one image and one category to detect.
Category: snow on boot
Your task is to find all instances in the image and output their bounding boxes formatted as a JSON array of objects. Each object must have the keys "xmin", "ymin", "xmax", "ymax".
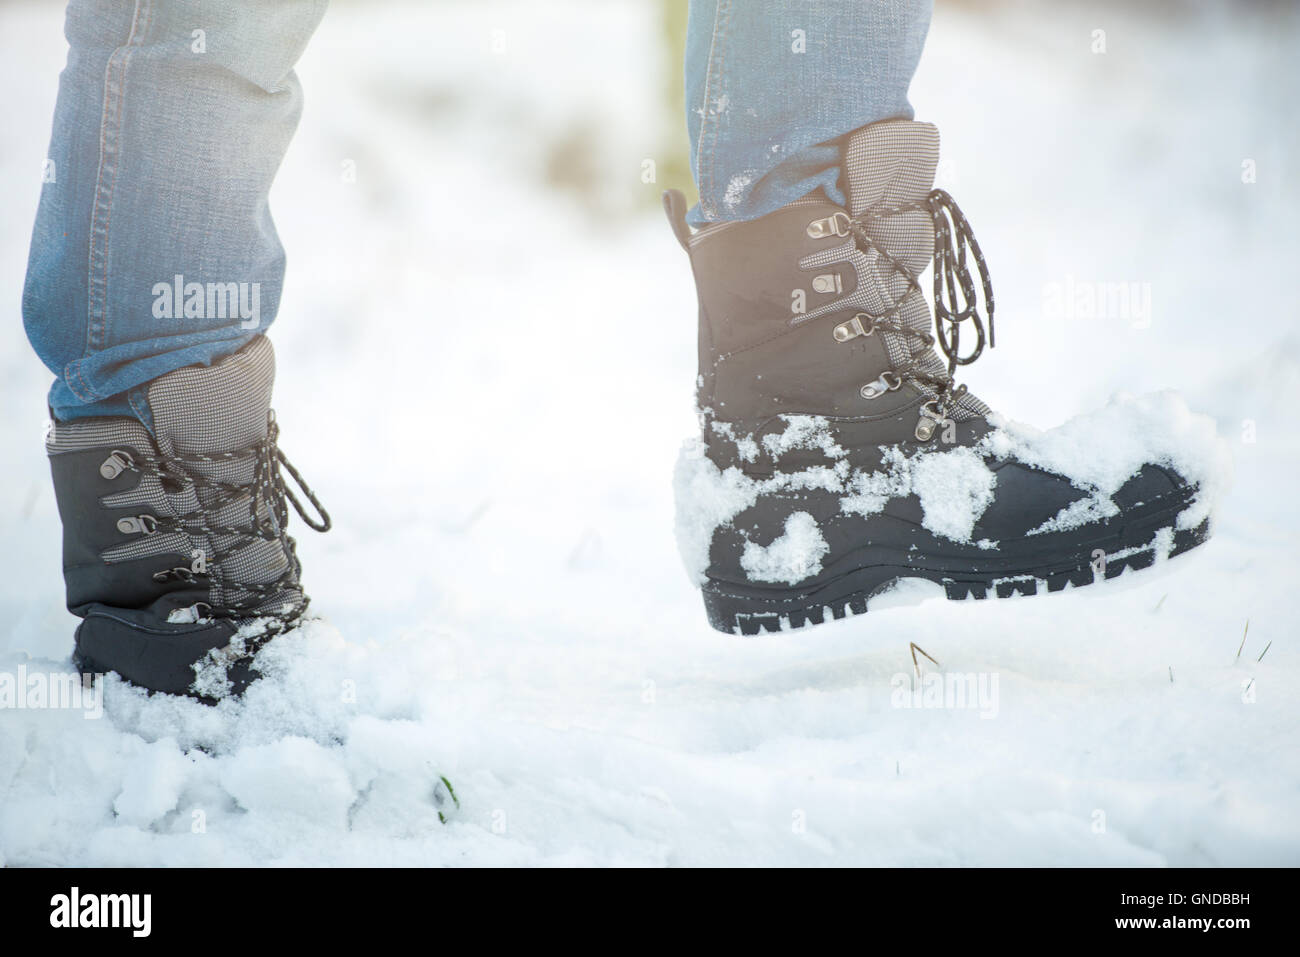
[
  {"xmin": 46, "ymin": 335, "xmax": 330, "ymax": 698},
  {"xmin": 666, "ymin": 119, "xmax": 1226, "ymax": 635}
]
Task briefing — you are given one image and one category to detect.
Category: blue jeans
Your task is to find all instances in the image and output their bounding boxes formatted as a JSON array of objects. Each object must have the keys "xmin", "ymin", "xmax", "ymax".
[
  {"xmin": 23, "ymin": 0, "xmax": 929, "ymax": 422},
  {"xmin": 22, "ymin": 0, "xmax": 328, "ymax": 424},
  {"xmin": 685, "ymin": 0, "xmax": 933, "ymax": 224}
]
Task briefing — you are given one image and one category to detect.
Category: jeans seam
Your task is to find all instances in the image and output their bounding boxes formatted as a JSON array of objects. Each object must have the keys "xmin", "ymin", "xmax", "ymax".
[
  {"xmin": 695, "ymin": 0, "xmax": 731, "ymax": 220},
  {"xmin": 69, "ymin": 358, "xmax": 95, "ymax": 402},
  {"xmin": 83, "ymin": 0, "xmax": 150, "ymax": 393},
  {"xmin": 128, "ymin": 388, "xmax": 154, "ymax": 431}
]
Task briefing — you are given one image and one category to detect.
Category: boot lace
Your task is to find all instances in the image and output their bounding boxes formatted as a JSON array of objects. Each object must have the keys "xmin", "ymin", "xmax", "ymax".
[
  {"xmin": 135, "ymin": 411, "xmax": 331, "ymax": 628},
  {"xmin": 838, "ymin": 188, "xmax": 995, "ymax": 427}
]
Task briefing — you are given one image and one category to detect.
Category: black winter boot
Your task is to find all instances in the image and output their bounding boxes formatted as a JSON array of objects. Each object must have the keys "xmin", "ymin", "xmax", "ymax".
[
  {"xmin": 666, "ymin": 119, "xmax": 1218, "ymax": 635},
  {"xmin": 46, "ymin": 336, "xmax": 330, "ymax": 698}
]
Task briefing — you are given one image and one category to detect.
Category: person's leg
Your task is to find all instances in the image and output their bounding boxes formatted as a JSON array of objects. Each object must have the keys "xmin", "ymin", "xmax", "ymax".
[
  {"xmin": 27, "ymin": 0, "xmax": 331, "ymax": 699},
  {"xmin": 666, "ymin": 4, "xmax": 1214, "ymax": 634},
  {"xmin": 23, "ymin": 0, "xmax": 328, "ymax": 427},
  {"xmin": 683, "ymin": 0, "xmax": 932, "ymax": 224}
]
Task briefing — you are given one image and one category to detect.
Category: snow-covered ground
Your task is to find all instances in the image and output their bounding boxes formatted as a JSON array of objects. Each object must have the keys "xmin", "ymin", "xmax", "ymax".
[{"xmin": 1, "ymin": 0, "xmax": 1297, "ymax": 866}]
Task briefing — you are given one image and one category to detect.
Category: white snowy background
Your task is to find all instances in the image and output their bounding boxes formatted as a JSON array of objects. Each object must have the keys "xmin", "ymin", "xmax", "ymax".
[{"xmin": 1, "ymin": 0, "xmax": 1297, "ymax": 865}]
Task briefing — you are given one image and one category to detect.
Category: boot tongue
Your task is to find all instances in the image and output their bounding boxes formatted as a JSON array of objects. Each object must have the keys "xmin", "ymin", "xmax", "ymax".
[
  {"xmin": 840, "ymin": 119, "xmax": 941, "ymax": 328},
  {"xmin": 843, "ymin": 119, "xmax": 940, "ymax": 216},
  {"xmin": 145, "ymin": 336, "xmax": 292, "ymax": 607},
  {"xmin": 146, "ymin": 336, "xmax": 276, "ymax": 469},
  {"xmin": 839, "ymin": 120, "xmax": 991, "ymax": 423}
]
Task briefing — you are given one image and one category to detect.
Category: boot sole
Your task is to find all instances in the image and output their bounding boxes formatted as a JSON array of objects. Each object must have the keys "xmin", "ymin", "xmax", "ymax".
[{"xmin": 701, "ymin": 516, "xmax": 1211, "ymax": 635}]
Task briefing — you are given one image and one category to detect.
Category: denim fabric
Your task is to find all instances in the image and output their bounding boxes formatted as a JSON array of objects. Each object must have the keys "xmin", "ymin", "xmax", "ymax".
[
  {"xmin": 685, "ymin": 0, "xmax": 933, "ymax": 224},
  {"xmin": 23, "ymin": 0, "xmax": 931, "ymax": 421},
  {"xmin": 22, "ymin": 0, "xmax": 327, "ymax": 424}
]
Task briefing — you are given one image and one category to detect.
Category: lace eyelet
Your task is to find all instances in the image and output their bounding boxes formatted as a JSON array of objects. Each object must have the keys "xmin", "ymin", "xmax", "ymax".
[
  {"xmin": 116, "ymin": 514, "xmax": 159, "ymax": 535},
  {"xmin": 806, "ymin": 211, "xmax": 851, "ymax": 240},
  {"xmin": 860, "ymin": 372, "xmax": 902, "ymax": 400},
  {"xmin": 99, "ymin": 450, "xmax": 135, "ymax": 480},
  {"xmin": 833, "ymin": 314, "xmax": 873, "ymax": 343}
]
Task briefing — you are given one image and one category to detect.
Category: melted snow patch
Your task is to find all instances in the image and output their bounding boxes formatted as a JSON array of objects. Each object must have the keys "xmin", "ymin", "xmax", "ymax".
[
  {"xmin": 674, "ymin": 437, "xmax": 848, "ymax": 585},
  {"xmin": 190, "ymin": 619, "xmax": 276, "ymax": 701},
  {"xmin": 676, "ymin": 391, "xmax": 1227, "ymax": 584},
  {"xmin": 740, "ymin": 512, "xmax": 829, "ymax": 585},
  {"xmin": 839, "ymin": 447, "xmax": 911, "ymax": 516},
  {"xmin": 710, "ymin": 420, "xmax": 758, "ymax": 463},
  {"xmin": 760, "ymin": 415, "xmax": 848, "ymax": 461},
  {"xmin": 910, "ymin": 446, "xmax": 998, "ymax": 541},
  {"xmin": 1028, "ymin": 494, "xmax": 1119, "ymax": 536},
  {"xmin": 676, "ymin": 424, "xmax": 996, "ymax": 585},
  {"xmin": 841, "ymin": 445, "xmax": 996, "ymax": 542},
  {"xmin": 673, "ymin": 438, "xmax": 760, "ymax": 585},
  {"xmin": 722, "ymin": 170, "xmax": 754, "ymax": 211},
  {"xmin": 1152, "ymin": 525, "xmax": 1175, "ymax": 562}
]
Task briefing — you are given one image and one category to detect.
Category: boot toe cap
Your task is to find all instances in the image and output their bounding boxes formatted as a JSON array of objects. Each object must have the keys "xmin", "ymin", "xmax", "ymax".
[
  {"xmin": 979, "ymin": 460, "xmax": 1196, "ymax": 540},
  {"xmin": 73, "ymin": 604, "xmax": 247, "ymax": 699},
  {"xmin": 1113, "ymin": 462, "xmax": 1194, "ymax": 509}
]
